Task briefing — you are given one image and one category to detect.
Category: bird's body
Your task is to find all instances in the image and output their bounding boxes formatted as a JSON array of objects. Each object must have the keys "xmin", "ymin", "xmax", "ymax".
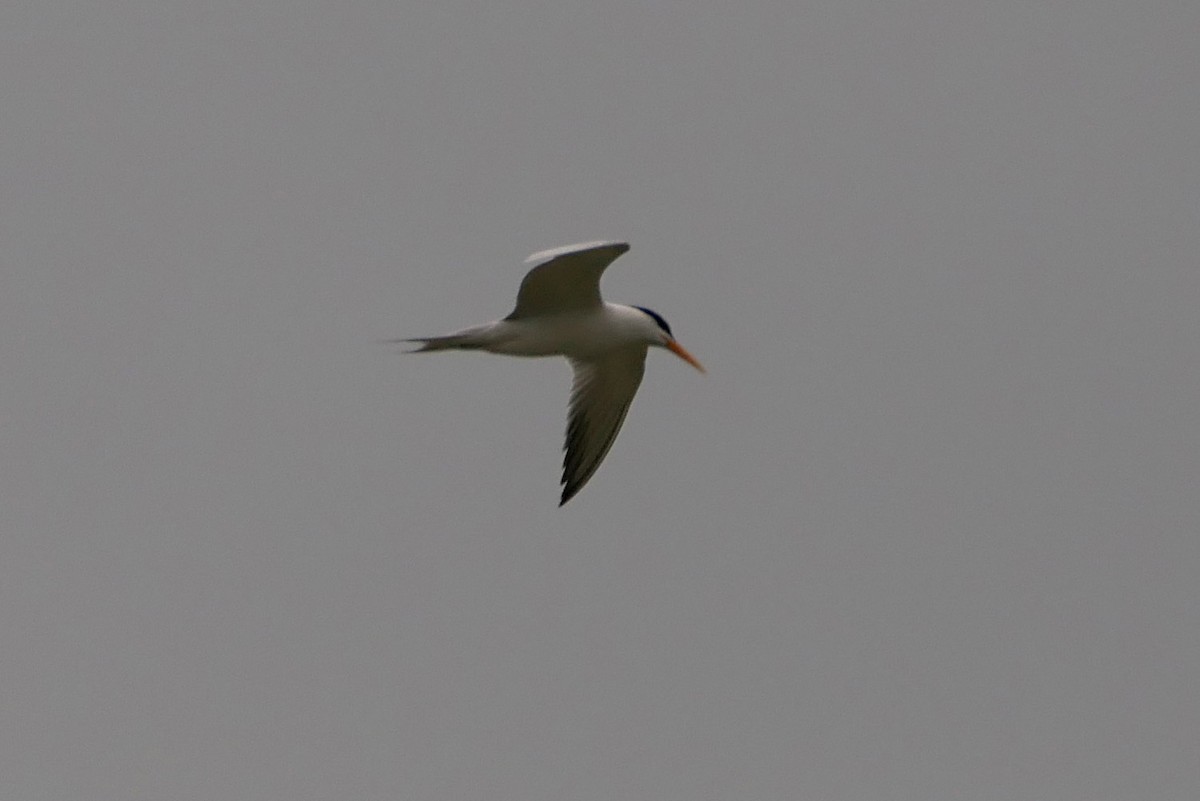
[
  {"xmin": 411, "ymin": 303, "xmax": 663, "ymax": 359},
  {"xmin": 400, "ymin": 241, "xmax": 704, "ymax": 505}
]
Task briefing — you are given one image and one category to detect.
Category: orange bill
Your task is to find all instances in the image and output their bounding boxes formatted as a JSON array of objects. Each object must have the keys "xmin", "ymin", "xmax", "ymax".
[{"xmin": 667, "ymin": 339, "xmax": 706, "ymax": 373}]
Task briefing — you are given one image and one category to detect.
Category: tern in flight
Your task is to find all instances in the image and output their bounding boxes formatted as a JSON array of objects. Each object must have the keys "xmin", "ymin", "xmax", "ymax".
[{"xmin": 399, "ymin": 241, "xmax": 705, "ymax": 505}]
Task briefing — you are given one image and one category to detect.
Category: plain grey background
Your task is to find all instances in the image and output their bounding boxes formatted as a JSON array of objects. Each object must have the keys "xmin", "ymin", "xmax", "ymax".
[{"xmin": 2, "ymin": 2, "xmax": 1198, "ymax": 799}]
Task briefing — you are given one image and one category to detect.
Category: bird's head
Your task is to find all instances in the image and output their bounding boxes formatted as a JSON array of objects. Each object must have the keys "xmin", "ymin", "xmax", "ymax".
[{"xmin": 634, "ymin": 306, "xmax": 706, "ymax": 373}]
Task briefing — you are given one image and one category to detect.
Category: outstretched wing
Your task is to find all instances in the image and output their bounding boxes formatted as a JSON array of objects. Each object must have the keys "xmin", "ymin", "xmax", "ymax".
[
  {"xmin": 506, "ymin": 241, "xmax": 630, "ymax": 320},
  {"xmin": 560, "ymin": 346, "xmax": 647, "ymax": 505}
]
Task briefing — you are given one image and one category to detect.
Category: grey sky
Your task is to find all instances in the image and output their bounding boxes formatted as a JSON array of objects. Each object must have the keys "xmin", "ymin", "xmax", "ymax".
[{"xmin": 2, "ymin": 2, "xmax": 1198, "ymax": 799}]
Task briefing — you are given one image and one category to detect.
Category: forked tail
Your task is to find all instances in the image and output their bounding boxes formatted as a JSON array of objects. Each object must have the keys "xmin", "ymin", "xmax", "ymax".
[
  {"xmin": 395, "ymin": 336, "xmax": 481, "ymax": 353},
  {"xmin": 386, "ymin": 324, "xmax": 496, "ymax": 353}
]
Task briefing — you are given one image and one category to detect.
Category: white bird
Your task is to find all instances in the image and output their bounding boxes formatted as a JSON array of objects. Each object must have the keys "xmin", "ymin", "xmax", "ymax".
[{"xmin": 399, "ymin": 241, "xmax": 704, "ymax": 505}]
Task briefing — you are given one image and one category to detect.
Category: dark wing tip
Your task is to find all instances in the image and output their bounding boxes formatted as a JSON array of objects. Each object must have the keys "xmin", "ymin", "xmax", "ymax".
[{"xmin": 559, "ymin": 474, "xmax": 589, "ymax": 506}]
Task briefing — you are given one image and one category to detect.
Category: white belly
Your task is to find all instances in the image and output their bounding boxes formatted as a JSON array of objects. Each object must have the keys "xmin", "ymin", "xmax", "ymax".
[{"xmin": 487, "ymin": 305, "xmax": 646, "ymax": 359}]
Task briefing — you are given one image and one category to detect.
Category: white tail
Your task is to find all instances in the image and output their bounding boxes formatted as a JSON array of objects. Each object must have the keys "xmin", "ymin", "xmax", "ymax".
[
  {"xmin": 400, "ymin": 335, "xmax": 484, "ymax": 353},
  {"xmin": 390, "ymin": 323, "xmax": 498, "ymax": 353}
]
